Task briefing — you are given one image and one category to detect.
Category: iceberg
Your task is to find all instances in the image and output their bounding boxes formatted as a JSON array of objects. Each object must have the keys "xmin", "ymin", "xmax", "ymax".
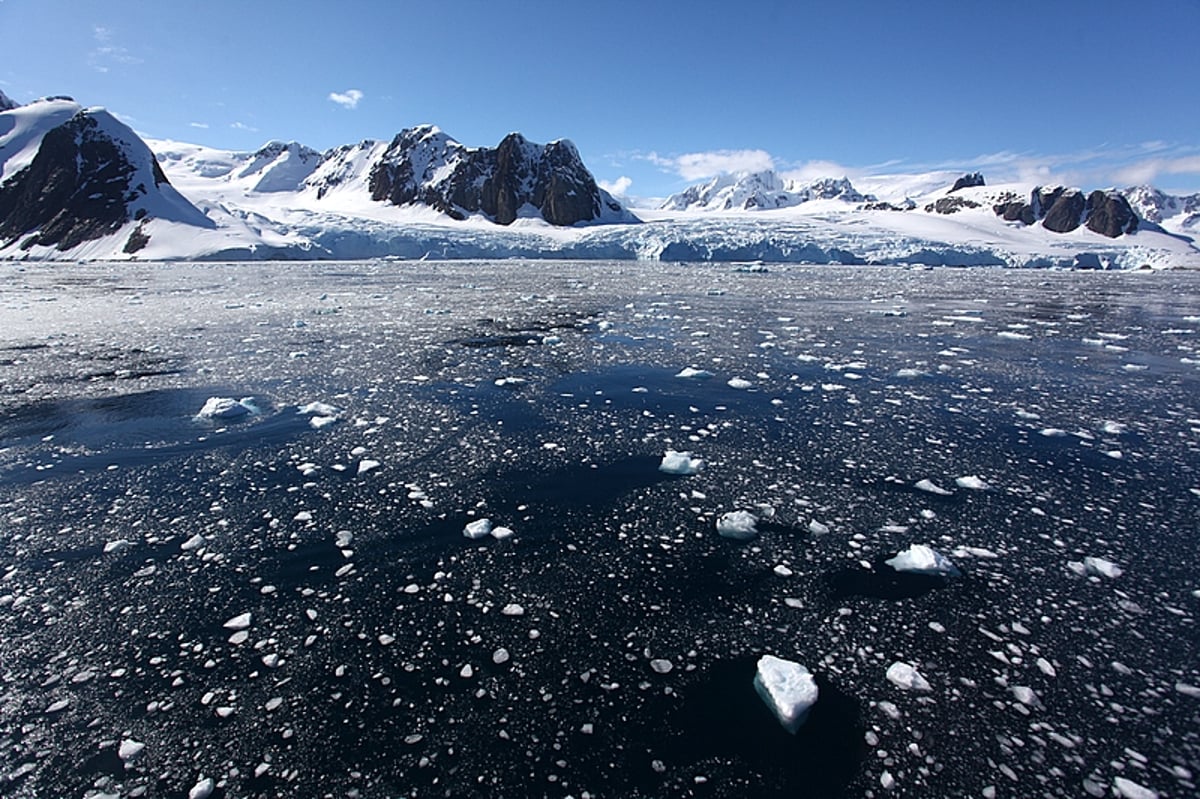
[
  {"xmin": 659, "ymin": 449, "xmax": 703, "ymax": 476},
  {"xmin": 716, "ymin": 510, "xmax": 759, "ymax": 540},
  {"xmin": 196, "ymin": 396, "xmax": 257, "ymax": 420},
  {"xmin": 885, "ymin": 544, "xmax": 961, "ymax": 577},
  {"xmin": 886, "ymin": 661, "xmax": 932, "ymax": 691},
  {"xmin": 754, "ymin": 654, "xmax": 819, "ymax": 733}
]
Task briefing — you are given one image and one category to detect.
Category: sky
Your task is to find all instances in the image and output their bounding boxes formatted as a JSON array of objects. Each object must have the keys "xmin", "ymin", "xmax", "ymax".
[{"xmin": 3, "ymin": 0, "xmax": 1199, "ymax": 202}]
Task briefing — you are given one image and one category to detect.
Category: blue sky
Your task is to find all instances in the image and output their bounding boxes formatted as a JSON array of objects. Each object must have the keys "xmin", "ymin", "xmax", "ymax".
[{"xmin": 3, "ymin": 0, "xmax": 1199, "ymax": 200}]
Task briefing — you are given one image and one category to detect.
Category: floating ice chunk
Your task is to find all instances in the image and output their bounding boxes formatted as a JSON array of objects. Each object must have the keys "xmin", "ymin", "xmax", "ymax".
[
  {"xmin": 492, "ymin": 648, "xmax": 510, "ymax": 665},
  {"xmin": 773, "ymin": 564, "xmax": 793, "ymax": 577},
  {"xmin": 675, "ymin": 367, "xmax": 714, "ymax": 379},
  {"xmin": 118, "ymin": 738, "xmax": 145, "ymax": 761},
  {"xmin": 914, "ymin": 479, "xmax": 952, "ymax": 496},
  {"xmin": 886, "ymin": 661, "xmax": 931, "ymax": 691},
  {"xmin": 494, "ymin": 377, "xmax": 527, "ymax": 388},
  {"xmin": 180, "ymin": 534, "xmax": 205, "ymax": 551},
  {"xmin": 188, "ymin": 778, "xmax": 215, "ymax": 799},
  {"xmin": 1036, "ymin": 658, "xmax": 1057, "ymax": 677},
  {"xmin": 954, "ymin": 475, "xmax": 990, "ymax": 490},
  {"xmin": 1011, "ymin": 685, "xmax": 1040, "ymax": 707},
  {"xmin": 45, "ymin": 698, "xmax": 70, "ymax": 713},
  {"xmin": 357, "ymin": 459, "xmax": 380, "ymax": 475},
  {"xmin": 650, "ymin": 659, "xmax": 674, "ymax": 674},
  {"xmin": 1080, "ymin": 556, "xmax": 1123, "ymax": 579},
  {"xmin": 196, "ymin": 397, "xmax": 257, "ymax": 420},
  {"xmin": 297, "ymin": 402, "xmax": 341, "ymax": 428},
  {"xmin": 1040, "ymin": 428, "xmax": 1068, "ymax": 437},
  {"xmin": 885, "ymin": 544, "xmax": 961, "ymax": 577},
  {"xmin": 895, "ymin": 368, "xmax": 925, "ymax": 379},
  {"xmin": 716, "ymin": 510, "xmax": 758, "ymax": 540},
  {"xmin": 754, "ymin": 655, "xmax": 818, "ymax": 733},
  {"xmin": 1175, "ymin": 682, "xmax": 1200, "ymax": 698},
  {"xmin": 103, "ymin": 539, "xmax": 135, "ymax": 554},
  {"xmin": 659, "ymin": 450, "xmax": 704, "ymax": 476},
  {"xmin": 501, "ymin": 603, "xmax": 525, "ymax": 616},
  {"xmin": 490, "ymin": 526, "xmax": 514, "ymax": 540},
  {"xmin": 808, "ymin": 520, "xmax": 830, "ymax": 536},
  {"xmin": 1102, "ymin": 421, "xmax": 1127, "ymax": 435},
  {"xmin": 463, "ymin": 518, "xmax": 493, "ymax": 539},
  {"xmin": 727, "ymin": 377, "xmax": 754, "ymax": 390},
  {"xmin": 1113, "ymin": 776, "xmax": 1159, "ymax": 799},
  {"xmin": 261, "ymin": 653, "xmax": 281, "ymax": 668},
  {"xmin": 223, "ymin": 612, "xmax": 252, "ymax": 630}
]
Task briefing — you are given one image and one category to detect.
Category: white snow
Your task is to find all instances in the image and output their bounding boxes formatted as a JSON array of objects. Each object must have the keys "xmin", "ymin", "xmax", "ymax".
[
  {"xmin": 885, "ymin": 544, "xmax": 961, "ymax": 577},
  {"xmin": 658, "ymin": 449, "xmax": 704, "ymax": 475},
  {"xmin": 886, "ymin": 661, "xmax": 932, "ymax": 691},
  {"xmin": 753, "ymin": 654, "xmax": 819, "ymax": 733},
  {"xmin": 716, "ymin": 510, "xmax": 759, "ymax": 540}
]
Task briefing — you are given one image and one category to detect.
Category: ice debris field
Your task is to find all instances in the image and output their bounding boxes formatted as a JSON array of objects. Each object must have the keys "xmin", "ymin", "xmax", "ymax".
[{"xmin": 0, "ymin": 260, "xmax": 1198, "ymax": 798}]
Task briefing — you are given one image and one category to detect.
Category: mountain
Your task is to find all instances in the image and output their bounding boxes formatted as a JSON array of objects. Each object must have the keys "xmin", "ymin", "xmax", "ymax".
[
  {"xmin": 1123, "ymin": 185, "xmax": 1200, "ymax": 236},
  {"xmin": 987, "ymin": 186, "xmax": 1138, "ymax": 238},
  {"xmin": 661, "ymin": 170, "xmax": 870, "ymax": 211},
  {"xmin": 307, "ymin": 124, "xmax": 632, "ymax": 226},
  {"xmin": 0, "ymin": 97, "xmax": 212, "ymax": 254},
  {"xmin": 0, "ymin": 90, "xmax": 17, "ymax": 112}
]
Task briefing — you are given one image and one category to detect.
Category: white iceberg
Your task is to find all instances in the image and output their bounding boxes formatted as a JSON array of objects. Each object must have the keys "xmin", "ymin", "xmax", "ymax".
[
  {"xmin": 754, "ymin": 655, "xmax": 818, "ymax": 733},
  {"xmin": 885, "ymin": 544, "xmax": 961, "ymax": 577},
  {"xmin": 1082, "ymin": 556, "xmax": 1122, "ymax": 579},
  {"xmin": 297, "ymin": 401, "xmax": 341, "ymax": 428},
  {"xmin": 914, "ymin": 478, "xmax": 952, "ymax": 496},
  {"xmin": 716, "ymin": 510, "xmax": 759, "ymax": 540},
  {"xmin": 659, "ymin": 449, "xmax": 704, "ymax": 476},
  {"xmin": 196, "ymin": 396, "xmax": 258, "ymax": 420},
  {"xmin": 675, "ymin": 367, "xmax": 714, "ymax": 379},
  {"xmin": 954, "ymin": 475, "xmax": 990, "ymax": 490},
  {"xmin": 463, "ymin": 518, "xmax": 493, "ymax": 539},
  {"xmin": 727, "ymin": 377, "xmax": 754, "ymax": 390},
  {"xmin": 886, "ymin": 661, "xmax": 931, "ymax": 691}
]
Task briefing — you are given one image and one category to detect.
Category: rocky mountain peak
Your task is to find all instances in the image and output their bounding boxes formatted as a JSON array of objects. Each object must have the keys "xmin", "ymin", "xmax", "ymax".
[{"xmin": 0, "ymin": 90, "xmax": 18, "ymax": 112}]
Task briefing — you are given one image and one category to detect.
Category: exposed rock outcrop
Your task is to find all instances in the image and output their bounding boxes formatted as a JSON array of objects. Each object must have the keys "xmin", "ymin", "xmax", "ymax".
[
  {"xmin": 948, "ymin": 172, "xmax": 985, "ymax": 193},
  {"xmin": 0, "ymin": 90, "xmax": 17, "ymax": 112},
  {"xmin": 365, "ymin": 125, "xmax": 626, "ymax": 226},
  {"xmin": 1084, "ymin": 190, "xmax": 1138, "ymax": 237},
  {"xmin": 989, "ymin": 186, "xmax": 1138, "ymax": 238}
]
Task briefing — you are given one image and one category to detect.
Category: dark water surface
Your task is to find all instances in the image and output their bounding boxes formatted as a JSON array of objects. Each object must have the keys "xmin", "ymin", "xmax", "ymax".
[{"xmin": 0, "ymin": 262, "xmax": 1197, "ymax": 798}]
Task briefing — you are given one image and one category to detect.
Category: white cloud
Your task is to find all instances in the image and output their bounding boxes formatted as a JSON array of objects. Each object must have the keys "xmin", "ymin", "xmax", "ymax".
[
  {"xmin": 780, "ymin": 160, "xmax": 860, "ymax": 184},
  {"xmin": 645, "ymin": 149, "xmax": 776, "ymax": 181},
  {"xmin": 1111, "ymin": 155, "xmax": 1200, "ymax": 187},
  {"xmin": 188, "ymin": 121, "xmax": 209, "ymax": 129},
  {"xmin": 328, "ymin": 89, "xmax": 364, "ymax": 110},
  {"xmin": 88, "ymin": 25, "xmax": 141, "ymax": 73},
  {"xmin": 230, "ymin": 121, "xmax": 258, "ymax": 132},
  {"xmin": 598, "ymin": 176, "xmax": 633, "ymax": 197}
]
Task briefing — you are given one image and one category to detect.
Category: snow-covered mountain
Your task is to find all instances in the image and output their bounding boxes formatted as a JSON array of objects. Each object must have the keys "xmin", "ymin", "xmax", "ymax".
[
  {"xmin": 1, "ymin": 94, "xmax": 1198, "ymax": 268},
  {"xmin": 0, "ymin": 97, "xmax": 212, "ymax": 256},
  {"xmin": 0, "ymin": 90, "xmax": 18, "ymax": 112},
  {"xmin": 661, "ymin": 170, "xmax": 870, "ymax": 211}
]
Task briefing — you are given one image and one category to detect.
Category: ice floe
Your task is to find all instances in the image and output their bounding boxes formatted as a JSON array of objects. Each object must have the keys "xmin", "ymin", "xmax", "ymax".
[
  {"xmin": 754, "ymin": 654, "xmax": 818, "ymax": 734},
  {"xmin": 885, "ymin": 544, "xmax": 961, "ymax": 577},
  {"xmin": 196, "ymin": 396, "xmax": 258, "ymax": 420},
  {"xmin": 658, "ymin": 449, "xmax": 704, "ymax": 475},
  {"xmin": 675, "ymin": 367, "xmax": 714, "ymax": 379},
  {"xmin": 716, "ymin": 510, "xmax": 759, "ymax": 540},
  {"xmin": 885, "ymin": 661, "xmax": 932, "ymax": 691}
]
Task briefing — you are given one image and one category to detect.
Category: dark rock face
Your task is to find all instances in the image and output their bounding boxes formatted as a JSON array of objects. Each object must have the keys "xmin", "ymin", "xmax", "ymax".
[
  {"xmin": 949, "ymin": 172, "xmax": 985, "ymax": 193},
  {"xmin": 0, "ymin": 90, "xmax": 17, "ymax": 112},
  {"xmin": 1084, "ymin": 190, "xmax": 1138, "ymax": 237},
  {"xmin": 368, "ymin": 126, "xmax": 620, "ymax": 226},
  {"xmin": 1039, "ymin": 189, "xmax": 1086, "ymax": 233},
  {"xmin": 990, "ymin": 186, "xmax": 1139, "ymax": 238},
  {"xmin": 0, "ymin": 113, "xmax": 170, "ymax": 250},
  {"xmin": 925, "ymin": 196, "xmax": 981, "ymax": 214}
]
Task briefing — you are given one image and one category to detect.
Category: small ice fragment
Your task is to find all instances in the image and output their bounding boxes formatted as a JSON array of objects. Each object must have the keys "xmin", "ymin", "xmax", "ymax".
[
  {"xmin": 357, "ymin": 459, "xmax": 380, "ymax": 475},
  {"xmin": 103, "ymin": 539, "xmax": 134, "ymax": 554},
  {"xmin": 45, "ymin": 699, "xmax": 70, "ymax": 713},
  {"xmin": 914, "ymin": 479, "xmax": 952, "ymax": 496},
  {"xmin": 180, "ymin": 534, "xmax": 205, "ymax": 551},
  {"xmin": 463, "ymin": 518, "xmax": 493, "ymax": 539},
  {"xmin": 223, "ymin": 612, "xmax": 252, "ymax": 630},
  {"xmin": 1036, "ymin": 658, "xmax": 1057, "ymax": 677},
  {"xmin": 493, "ymin": 648, "xmax": 510, "ymax": 665},
  {"xmin": 490, "ymin": 526, "xmax": 514, "ymax": 540},
  {"xmin": 716, "ymin": 510, "xmax": 758, "ymax": 541},
  {"xmin": 1040, "ymin": 428, "xmax": 1068, "ymax": 437},
  {"xmin": 885, "ymin": 662, "xmax": 931, "ymax": 691},
  {"xmin": 118, "ymin": 738, "xmax": 145, "ymax": 761},
  {"xmin": 808, "ymin": 520, "xmax": 830, "ymax": 536},
  {"xmin": 954, "ymin": 475, "xmax": 990, "ymax": 490},
  {"xmin": 659, "ymin": 450, "xmax": 703, "ymax": 476},
  {"xmin": 675, "ymin": 367, "xmax": 714, "ymax": 379},
  {"xmin": 297, "ymin": 401, "xmax": 341, "ymax": 428},
  {"xmin": 196, "ymin": 397, "xmax": 256, "ymax": 420},
  {"xmin": 459, "ymin": 664, "xmax": 474, "ymax": 679},
  {"xmin": 727, "ymin": 377, "xmax": 754, "ymax": 390},
  {"xmin": 650, "ymin": 659, "xmax": 674, "ymax": 674},
  {"xmin": 501, "ymin": 603, "xmax": 525, "ymax": 616},
  {"xmin": 773, "ymin": 564, "xmax": 793, "ymax": 577},
  {"xmin": 754, "ymin": 655, "xmax": 819, "ymax": 733},
  {"xmin": 1082, "ymin": 556, "xmax": 1123, "ymax": 579},
  {"xmin": 188, "ymin": 778, "xmax": 215, "ymax": 799},
  {"xmin": 262, "ymin": 653, "xmax": 281, "ymax": 668},
  {"xmin": 885, "ymin": 544, "xmax": 961, "ymax": 577},
  {"xmin": 1113, "ymin": 776, "xmax": 1159, "ymax": 799},
  {"xmin": 1174, "ymin": 682, "xmax": 1200, "ymax": 698},
  {"xmin": 1011, "ymin": 685, "xmax": 1040, "ymax": 707}
]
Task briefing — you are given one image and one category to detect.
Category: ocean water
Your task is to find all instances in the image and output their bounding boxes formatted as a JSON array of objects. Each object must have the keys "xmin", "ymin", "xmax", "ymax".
[{"xmin": 0, "ymin": 261, "xmax": 1197, "ymax": 798}]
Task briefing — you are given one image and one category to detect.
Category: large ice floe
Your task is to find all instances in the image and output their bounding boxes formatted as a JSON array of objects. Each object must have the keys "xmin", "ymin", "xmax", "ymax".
[{"xmin": 754, "ymin": 655, "xmax": 819, "ymax": 734}]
